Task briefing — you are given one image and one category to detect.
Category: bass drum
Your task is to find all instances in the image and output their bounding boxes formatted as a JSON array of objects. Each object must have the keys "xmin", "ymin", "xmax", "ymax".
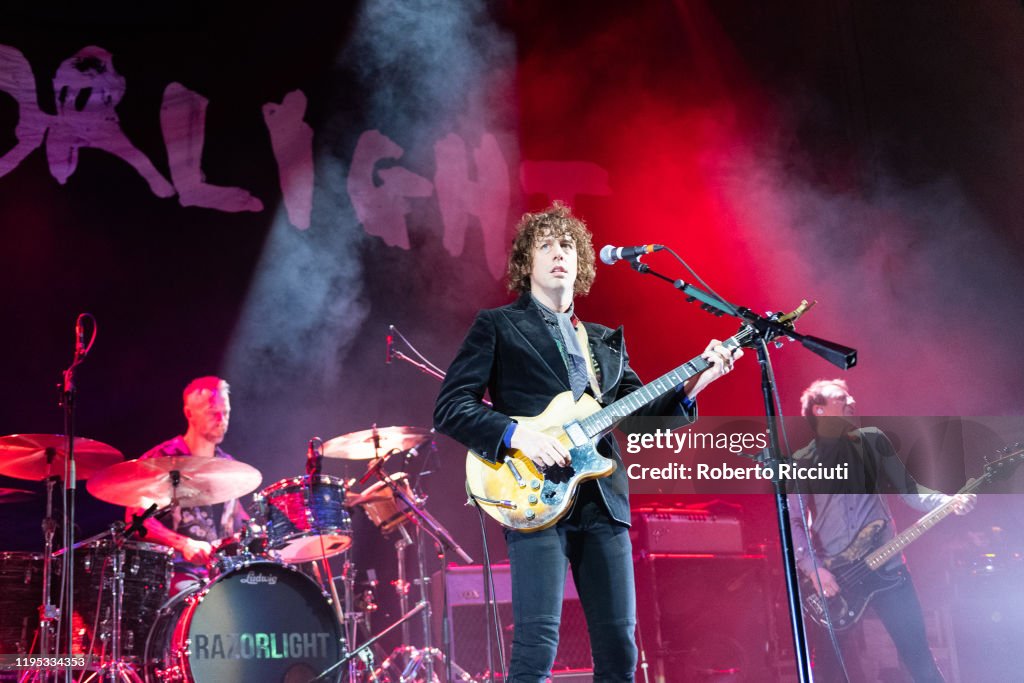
[{"xmin": 145, "ymin": 562, "xmax": 342, "ymax": 682}]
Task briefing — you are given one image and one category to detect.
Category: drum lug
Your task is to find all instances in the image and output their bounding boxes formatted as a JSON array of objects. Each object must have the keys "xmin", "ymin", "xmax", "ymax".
[{"xmin": 155, "ymin": 663, "xmax": 185, "ymax": 683}]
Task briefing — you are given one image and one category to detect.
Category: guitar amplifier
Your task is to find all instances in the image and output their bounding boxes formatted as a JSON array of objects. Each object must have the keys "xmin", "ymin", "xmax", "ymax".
[
  {"xmin": 432, "ymin": 564, "xmax": 592, "ymax": 677},
  {"xmin": 631, "ymin": 508, "xmax": 744, "ymax": 555}
]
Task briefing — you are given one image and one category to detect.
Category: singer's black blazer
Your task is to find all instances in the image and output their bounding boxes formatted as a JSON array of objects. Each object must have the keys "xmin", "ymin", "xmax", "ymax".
[{"xmin": 434, "ymin": 293, "xmax": 696, "ymax": 525}]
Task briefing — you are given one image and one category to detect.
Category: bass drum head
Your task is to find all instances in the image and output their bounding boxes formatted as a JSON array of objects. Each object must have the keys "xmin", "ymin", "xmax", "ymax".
[{"xmin": 147, "ymin": 562, "xmax": 342, "ymax": 682}]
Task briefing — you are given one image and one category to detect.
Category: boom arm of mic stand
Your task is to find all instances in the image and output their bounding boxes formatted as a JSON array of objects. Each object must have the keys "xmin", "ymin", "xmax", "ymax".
[
  {"xmin": 391, "ymin": 350, "xmax": 446, "ymax": 382},
  {"xmin": 630, "ymin": 260, "xmax": 857, "ymax": 370},
  {"xmin": 391, "ymin": 349, "xmax": 494, "ymax": 407}
]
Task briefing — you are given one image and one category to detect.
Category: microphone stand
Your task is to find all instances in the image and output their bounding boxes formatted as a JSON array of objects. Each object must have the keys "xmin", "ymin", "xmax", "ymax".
[
  {"xmin": 622, "ymin": 256, "xmax": 856, "ymax": 683},
  {"xmin": 57, "ymin": 315, "xmax": 93, "ymax": 682}
]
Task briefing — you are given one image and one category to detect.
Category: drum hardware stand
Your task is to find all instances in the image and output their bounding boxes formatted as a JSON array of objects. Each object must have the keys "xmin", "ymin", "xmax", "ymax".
[
  {"xmin": 39, "ymin": 470, "xmax": 61, "ymax": 674},
  {"xmin": 311, "ymin": 558, "xmax": 359, "ymax": 682},
  {"xmin": 19, "ymin": 469, "xmax": 63, "ymax": 683},
  {"xmin": 52, "ymin": 518, "xmax": 154, "ymax": 683},
  {"xmin": 367, "ymin": 466, "xmax": 475, "ymax": 682},
  {"xmin": 309, "ymin": 601, "xmax": 429, "ymax": 683}
]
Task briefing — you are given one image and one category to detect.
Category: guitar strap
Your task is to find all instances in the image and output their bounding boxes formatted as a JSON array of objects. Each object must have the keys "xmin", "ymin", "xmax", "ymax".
[{"xmin": 574, "ymin": 322, "xmax": 603, "ymax": 403}]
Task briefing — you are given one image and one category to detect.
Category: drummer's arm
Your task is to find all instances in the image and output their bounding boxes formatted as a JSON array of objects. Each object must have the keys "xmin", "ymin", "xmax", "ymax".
[
  {"xmin": 123, "ymin": 507, "xmax": 211, "ymax": 564},
  {"xmin": 234, "ymin": 499, "xmax": 250, "ymax": 523}
]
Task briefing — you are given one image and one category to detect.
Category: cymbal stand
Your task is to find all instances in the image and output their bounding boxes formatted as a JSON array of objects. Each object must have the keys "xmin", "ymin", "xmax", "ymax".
[
  {"xmin": 40, "ymin": 469, "xmax": 60, "ymax": 666},
  {"xmin": 20, "ymin": 469, "xmax": 62, "ymax": 683}
]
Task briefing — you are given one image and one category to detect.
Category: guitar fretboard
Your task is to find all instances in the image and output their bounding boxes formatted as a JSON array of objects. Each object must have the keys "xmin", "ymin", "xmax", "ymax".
[
  {"xmin": 578, "ymin": 334, "xmax": 746, "ymax": 439},
  {"xmin": 866, "ymin": 476, "xmax": 985, "ymax": 570}
]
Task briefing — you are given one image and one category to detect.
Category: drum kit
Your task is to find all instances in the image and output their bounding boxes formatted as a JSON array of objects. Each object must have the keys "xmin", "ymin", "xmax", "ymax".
[{"xmin": 0, "ymin": 426, "xmax": 476, "ymax": 683}]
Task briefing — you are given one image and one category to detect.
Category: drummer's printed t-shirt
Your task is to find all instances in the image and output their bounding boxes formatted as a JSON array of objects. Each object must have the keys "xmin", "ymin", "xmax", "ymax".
[{"xmin": 139, "ymin": 436, "xmax": 244, "ymax": 555}]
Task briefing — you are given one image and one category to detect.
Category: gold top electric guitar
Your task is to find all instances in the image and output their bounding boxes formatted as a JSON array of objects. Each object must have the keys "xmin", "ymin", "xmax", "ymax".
[{"xmin": 465, "ymin": 300, "xmax": 814, "ymax": 531}]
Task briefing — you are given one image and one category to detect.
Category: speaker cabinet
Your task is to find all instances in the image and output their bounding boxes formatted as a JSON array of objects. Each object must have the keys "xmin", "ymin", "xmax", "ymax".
[
  {"xmin": 949, "ymin": 565, "xmax": 1024, "ymax": 682},
  {"xmin": 634, "ymin": 555, "xmax": 775, "ymax": 683},
  {"xmin": 432, "ymin": 564, "xmax": 592, "ymax": 677}
]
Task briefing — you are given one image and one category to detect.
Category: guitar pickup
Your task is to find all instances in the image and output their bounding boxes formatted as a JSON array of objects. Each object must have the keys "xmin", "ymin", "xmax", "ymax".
[
  {"xmin": 504, "ymin": 456, "xmax": 527, "ymax": 488},
  {"xmin": 564, "ymin": 422, "xmax": 587, "ymax": 447}
]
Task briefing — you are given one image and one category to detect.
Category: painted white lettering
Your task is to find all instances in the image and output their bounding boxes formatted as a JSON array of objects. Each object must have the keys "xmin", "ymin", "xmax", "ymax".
[
  {"xmin": 0, "ymin": 45, "xmax": 49, "ymax": 177},
  {"xmin": 434, "ymin": 132, "xmax": 510, "ymax": 279},
  {"xmin": 262, "ymin": 90, "xmax": 314, "ymax": 229},
  {"xmin": 161, "ymin": 82, "xmax": 262, "ymax": 212},
  {"xmin": 347, "ymin": 130, "xmax": 433, "ymax": 248}
]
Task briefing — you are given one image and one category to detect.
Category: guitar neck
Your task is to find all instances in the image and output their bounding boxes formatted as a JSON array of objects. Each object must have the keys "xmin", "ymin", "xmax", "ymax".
[
  {"xmin": 865, "ymin": 477, "xmax": 983, "ymax": 570},
  {"xmin": 578, "ymin": 334, "xmax": 746, "ymax": 439}
]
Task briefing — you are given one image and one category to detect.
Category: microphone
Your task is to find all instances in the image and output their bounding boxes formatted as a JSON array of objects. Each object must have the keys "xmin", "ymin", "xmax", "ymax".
[
  {"xmin": 75, "ymin": 314, "xmax": 86, "ymax": 359},
  {"xmin": 385, "ymin": 325, "xmax": 394, "ymax": 364},
  {"xmin": 125, "ymin": 503, "xmax": 160, "ymax": 539},
  {"xmin": 599, "ymin": 244, "xmax": 664, "ymax": 265},
  {"xmin": 358, "ymin": 450, "xmax": 394, "ymax": 485}
]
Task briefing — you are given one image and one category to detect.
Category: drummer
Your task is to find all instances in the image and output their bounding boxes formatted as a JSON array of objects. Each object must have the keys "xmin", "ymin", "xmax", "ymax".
[{"xmin": 125, "ymin": 376, "xmax": 249, "ymax": 594}]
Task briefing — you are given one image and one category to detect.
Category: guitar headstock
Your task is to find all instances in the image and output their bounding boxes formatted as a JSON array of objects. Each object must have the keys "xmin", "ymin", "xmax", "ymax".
[{"xmin": 983, "ymin": 443, "xmax": 1024, "ymax": 483}]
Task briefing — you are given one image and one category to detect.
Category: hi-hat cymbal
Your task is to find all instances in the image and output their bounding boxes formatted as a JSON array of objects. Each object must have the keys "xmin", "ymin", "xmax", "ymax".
[
  {"xmin": 0, "ymin": 487, "xmax": 36, "ymax": 504},
  {"xmin": 87, "ymin": 456, "xmax": 262, "ymax": 509},
  {"xmin": 0, "ymin": 434, "xmax": 123, "ymax": 481},
  {"xmin": 322, "ymin": 426, "xmax": 431, "ymax": 460}
]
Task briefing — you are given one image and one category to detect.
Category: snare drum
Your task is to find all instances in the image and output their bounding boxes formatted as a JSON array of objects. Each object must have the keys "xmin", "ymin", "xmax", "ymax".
[
  {"xmin": 0, "ymin": 552, "xmax": 46, "ymax": 654},
  {"xmin": 73, "ymin": 540, "xmax": 173, "ymax": 659},
  {"xmin": 145, "ymin": 561, "xmax": 343, "ymax": 682},
  {"xmin": 207, "ymin": 527, "xmax": 272, "ymax": 580},
  {"xmin": 357, "ymin": 472, "xmax": 419, "ymax": 533},
  {"xmin": 255, "ymin": 475, "xmax": 352, "ymax": 563}
]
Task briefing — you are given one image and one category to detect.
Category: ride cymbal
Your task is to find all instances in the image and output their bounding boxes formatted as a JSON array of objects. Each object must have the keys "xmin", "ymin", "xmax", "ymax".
[
  {"xmin": 88, "ymin": 456, "xmax": 262, "ymax": 509},
  {"xmin": 322, "ymin": 426, "xmax": 431, "ymax": 460}
]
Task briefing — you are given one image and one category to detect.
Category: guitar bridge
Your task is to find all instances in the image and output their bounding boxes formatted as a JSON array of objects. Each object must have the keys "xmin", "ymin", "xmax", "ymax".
[
  {"xmin": 504, "ymin": 456, "xmax": 527, "ymax": 488},
  {"xmin": 471, "ymin": 494, "xmax": 517, "ymax": 509}
]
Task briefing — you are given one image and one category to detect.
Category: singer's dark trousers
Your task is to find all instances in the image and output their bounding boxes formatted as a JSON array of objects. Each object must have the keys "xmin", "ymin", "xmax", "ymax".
[{"xmin": 504, "ymin": 482, "xmax": 637, "ymax": 683}]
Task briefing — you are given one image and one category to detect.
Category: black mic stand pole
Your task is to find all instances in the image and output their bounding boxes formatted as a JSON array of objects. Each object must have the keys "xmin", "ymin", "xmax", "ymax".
[
  {"xmin": 58, "ymin": 315, "xmax": 92, "ymax": 683},
  {"xmin": 622, "ymin": 257, "xmax": 856, "ymax": 683}
]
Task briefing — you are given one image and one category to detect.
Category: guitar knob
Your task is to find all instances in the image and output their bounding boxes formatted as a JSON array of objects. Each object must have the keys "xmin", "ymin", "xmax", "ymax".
[
  {"xmin": 524, "ymin": 509, "xmax": 536, "ymax": 520},
  {"xmin": 530, "ymin": 479, "xmax": 541, "ymax": 490},
  {"xmin": 528, "ymin": 494, "xmax": 538, "ymax": 504}
]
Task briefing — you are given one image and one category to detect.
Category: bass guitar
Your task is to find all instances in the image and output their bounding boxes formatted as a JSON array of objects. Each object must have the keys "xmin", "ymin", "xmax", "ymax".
[
  {"xmin": 801, "ymin": 443, "xmax": 1024, "ymax": 630},
  {"xmin": 465, "ymin": 301, "xmax": 813, "ymax": 531}
]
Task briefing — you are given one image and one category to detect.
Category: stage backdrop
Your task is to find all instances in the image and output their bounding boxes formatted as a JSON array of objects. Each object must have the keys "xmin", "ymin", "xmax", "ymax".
[{"xmin": 2, "ymin": 1, "xmax": 1023, "ymax": 668}]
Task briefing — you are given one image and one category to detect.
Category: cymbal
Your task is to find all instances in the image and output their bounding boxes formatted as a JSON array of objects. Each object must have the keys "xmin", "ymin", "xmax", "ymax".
[
  {"xmin": 0, "ymin": 434, "xmax": 123, "ymax": 481},
  {"xmin": 322, "ymin": 426, "xmax": 431, "ymax": 460},
  {"xmin": 0, "ymin": 487, "xmax": 35, "ymax": 504},
  {"xmin": 87, "ymin": 456, "xmax": 262, "ymax": 509}
]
